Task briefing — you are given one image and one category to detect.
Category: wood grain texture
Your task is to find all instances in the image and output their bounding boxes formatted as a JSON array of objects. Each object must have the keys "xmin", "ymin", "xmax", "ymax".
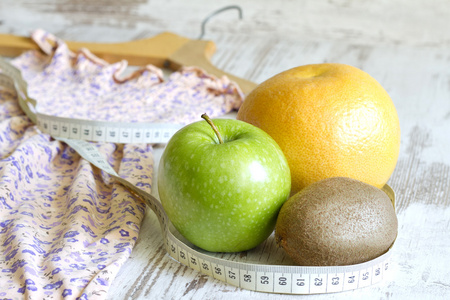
[
  {"xmin": 1, "ymin": 0, "xmax": 450, "ymax": 46},
  {"xmin": 1, "ymin": 0, "xmax": 449, "ymax": 299}
]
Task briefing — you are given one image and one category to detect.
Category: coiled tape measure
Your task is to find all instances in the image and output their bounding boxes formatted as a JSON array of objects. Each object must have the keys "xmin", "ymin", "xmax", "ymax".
[{"xmin": 0, "ymin": 57, "xmax": 394, "ymax": 295}]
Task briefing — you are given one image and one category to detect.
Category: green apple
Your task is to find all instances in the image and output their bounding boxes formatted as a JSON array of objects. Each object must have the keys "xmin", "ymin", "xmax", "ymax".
[{"xmin": 158, "ymin": 114, "xmax": 291, "ymax": 252}]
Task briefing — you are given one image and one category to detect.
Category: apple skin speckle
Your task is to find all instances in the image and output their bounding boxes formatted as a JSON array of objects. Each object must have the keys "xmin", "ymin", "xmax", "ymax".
[{"xmin": 158, "ymin": 118, "xmax": 291, "ymax": 252}]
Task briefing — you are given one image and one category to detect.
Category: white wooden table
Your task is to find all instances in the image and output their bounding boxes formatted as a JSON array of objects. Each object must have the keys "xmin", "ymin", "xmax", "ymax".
[{"xmin": 1, "ymin": 1, "xmax": 449, "ymax": 299}]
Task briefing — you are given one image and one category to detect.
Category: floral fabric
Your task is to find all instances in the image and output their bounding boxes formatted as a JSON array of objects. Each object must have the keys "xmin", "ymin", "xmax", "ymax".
[{"xmin": 0, "ymin": 29, "xmax": 243, "ymax": 299}]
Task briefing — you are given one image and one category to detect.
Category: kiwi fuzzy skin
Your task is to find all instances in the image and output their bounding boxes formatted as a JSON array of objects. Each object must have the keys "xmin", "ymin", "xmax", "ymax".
[{"xmin": 275, "ymin": 177, "xmax": 398, "ymax": 266}]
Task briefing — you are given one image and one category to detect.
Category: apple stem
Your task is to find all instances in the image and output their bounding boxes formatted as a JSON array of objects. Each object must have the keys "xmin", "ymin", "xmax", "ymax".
[{"xmin": 201, "ymin": 113, "xmax": 224, "ymax": 144}]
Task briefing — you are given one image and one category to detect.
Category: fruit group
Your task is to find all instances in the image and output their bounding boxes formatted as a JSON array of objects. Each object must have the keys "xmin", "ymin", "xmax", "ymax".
[
  {"xmin": 158, "ymin": 115, "xmax": 291, "ymax": 252},
  {"xmin": 237, "ymin": 63, "xmax": 401, "ymax": 195},
  {"xmin": 275, "ymin": 177, "xmax": 398, "ymax": 266}
]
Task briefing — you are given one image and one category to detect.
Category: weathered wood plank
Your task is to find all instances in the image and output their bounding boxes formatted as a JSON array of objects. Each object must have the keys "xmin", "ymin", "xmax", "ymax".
[{"xmin": 1, "ymin": 0, "xmax": 450, "ymax": 46}]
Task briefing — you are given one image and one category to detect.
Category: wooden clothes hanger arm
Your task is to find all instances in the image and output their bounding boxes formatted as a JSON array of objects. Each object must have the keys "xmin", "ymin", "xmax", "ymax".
[
  {"xmin": 168, "ymin": 39, "xmax": 256, "ymax": 95},
  {"xmin": 0, "ymin": 32, "xmax": 256, "ymax": 95}
]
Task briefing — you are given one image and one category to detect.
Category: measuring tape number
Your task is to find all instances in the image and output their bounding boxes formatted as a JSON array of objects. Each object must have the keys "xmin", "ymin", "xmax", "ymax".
[{"xmin": 0, "ymin": 57, "xmax": 394, "ymax": 295}]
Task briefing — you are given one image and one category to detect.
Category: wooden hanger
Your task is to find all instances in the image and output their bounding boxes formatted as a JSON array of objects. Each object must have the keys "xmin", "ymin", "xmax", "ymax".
[{"xmin": 0, "ymin": 31, "xmax": 256, "ymax": 95}]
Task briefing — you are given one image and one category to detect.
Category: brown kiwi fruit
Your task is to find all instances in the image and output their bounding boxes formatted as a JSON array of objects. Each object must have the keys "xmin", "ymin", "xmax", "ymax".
[{"xmin": 275, "ymin": 177, "xmax": 397, "ymax": 266}]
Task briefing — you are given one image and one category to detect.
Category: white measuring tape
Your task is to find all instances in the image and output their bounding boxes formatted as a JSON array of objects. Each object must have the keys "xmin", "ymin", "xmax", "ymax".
[{"xmin": 0, "ymin": 57, "xmax": 394, "ymax": 295}]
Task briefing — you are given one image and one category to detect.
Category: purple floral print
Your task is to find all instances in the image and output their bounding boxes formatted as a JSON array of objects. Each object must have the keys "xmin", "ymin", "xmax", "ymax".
[{"xmin": 0, "ymin": 29, "xmax": 243, "ymax": 299}]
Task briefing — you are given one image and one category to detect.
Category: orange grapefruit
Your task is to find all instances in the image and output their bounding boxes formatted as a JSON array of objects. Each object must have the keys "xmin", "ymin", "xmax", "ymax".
[{"xmin": 237, "ymin": 63, "xmax": 400, "ymax": 195}]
